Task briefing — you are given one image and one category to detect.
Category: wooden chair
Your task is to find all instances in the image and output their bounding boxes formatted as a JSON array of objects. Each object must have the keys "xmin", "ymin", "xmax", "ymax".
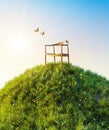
[{"xmin": 45, "ymin": 42, "xmax": 69, "ymax": 64}]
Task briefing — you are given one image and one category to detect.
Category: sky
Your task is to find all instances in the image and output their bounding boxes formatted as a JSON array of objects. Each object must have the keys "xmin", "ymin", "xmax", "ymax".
[{"xmin": 0, "ymin": 0, "xmax": 109, "ymax": 88}]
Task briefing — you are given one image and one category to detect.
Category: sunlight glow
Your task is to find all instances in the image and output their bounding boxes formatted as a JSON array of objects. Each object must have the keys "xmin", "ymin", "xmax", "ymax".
[{"xmin": 8, "ymin": 34, "xmax": 29, "ymax": 54}]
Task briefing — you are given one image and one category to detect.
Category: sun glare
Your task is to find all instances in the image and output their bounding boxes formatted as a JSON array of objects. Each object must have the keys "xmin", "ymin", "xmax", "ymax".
[{"xmin": 8, "ymin": 34, "xmax": 29, "ymax": 53}]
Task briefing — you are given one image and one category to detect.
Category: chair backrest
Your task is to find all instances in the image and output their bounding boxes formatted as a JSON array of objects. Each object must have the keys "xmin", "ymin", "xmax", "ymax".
[{"xmin": 53, "ymin": 42, "xmax": 64, "ymax": 46}]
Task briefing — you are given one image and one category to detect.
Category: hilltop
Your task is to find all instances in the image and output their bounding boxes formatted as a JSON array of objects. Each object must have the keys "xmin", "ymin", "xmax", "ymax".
[{"xmin": 0, "ymin": 63, "xmax": 109, "ymax": 130}]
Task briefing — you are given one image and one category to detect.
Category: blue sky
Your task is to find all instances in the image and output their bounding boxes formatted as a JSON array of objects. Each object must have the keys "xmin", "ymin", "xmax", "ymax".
[{"xmin": 0, "ymin": 0, "xmax": 109, "ymax": 88}]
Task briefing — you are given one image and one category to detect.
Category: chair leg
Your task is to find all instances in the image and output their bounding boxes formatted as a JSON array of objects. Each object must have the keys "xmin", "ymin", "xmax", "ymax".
[
  {"xmin": 45, "ymin": 55, "xmax": 46, "ymax": 64},
  {"xmin": 54, "ymin": 56, "xmax": 56, "ymax": 63},
  {"xmin": 45, "ymin": 45, "xmax": 47, "ymax": 64},
  {"xmin": 68, "ymin": 55, "xmax": 69, "ymax": 63},
  {"xmin": 61, "ymin": 55, "xmax": 63, "ymax": 63}
]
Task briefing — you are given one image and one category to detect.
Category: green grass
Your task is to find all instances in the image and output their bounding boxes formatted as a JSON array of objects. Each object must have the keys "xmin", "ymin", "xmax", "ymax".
[{"xmin": 0, "ymin": 63, "xmax": 109, "ymax": 130}]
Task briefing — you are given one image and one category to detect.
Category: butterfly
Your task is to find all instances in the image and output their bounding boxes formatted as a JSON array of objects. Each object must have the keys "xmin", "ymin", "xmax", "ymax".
[
  {"xmin": 40, "ymin": 32, "xmax": 45, "ymax": 35},
  {"xmin": 65, "ymin": 40, "xmax": 69, "ymax": 43},
  {"xmin": 34, "ymin": 28, "xmax": 39, "ymax": 32}
]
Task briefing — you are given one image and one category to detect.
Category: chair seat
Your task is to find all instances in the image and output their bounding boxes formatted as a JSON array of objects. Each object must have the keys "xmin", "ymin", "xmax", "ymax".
[{"xmin": 46, "ymin": 53, "xmax": 69, "ymax": 57}]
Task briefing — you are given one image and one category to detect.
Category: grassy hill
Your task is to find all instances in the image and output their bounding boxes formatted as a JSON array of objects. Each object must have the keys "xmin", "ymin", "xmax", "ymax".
[{"xmin": 0, "ymin": 63, "xmax": 109, "ymax": 130}]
